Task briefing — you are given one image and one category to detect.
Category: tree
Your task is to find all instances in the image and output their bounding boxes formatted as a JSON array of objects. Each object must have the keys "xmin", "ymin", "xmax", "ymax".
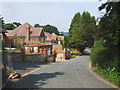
[
  {"xmin": 82, "ymin": 11, "xmax": 96, "ymax": 47},
  {"xmin": 43, "ymin": 24, "xmax": 59, "ymax": 35},
  {"xmin": 4, "ymin": 22, "xmax": 21, "ymax": 30},
  {"xmin": 34, "ymin": 24, "xmax": 41, "ymax": 27},
  {"xmin": 69, "ymin": 12, "xmax": 96, "ymax": 52},
  {"xmin": 69, "ymin": 12, "xmax": 85, "ymax": 51},
  {"xmin": 13, "ymin": 22, "xmax": 21, "ymax": 27},
  {"xmin": 34, "ymin": 24, "xmax": 59, "ymax": 35},
  {"xmin": 4, "ymin": 23, "xmax": 16, "ymax": 30},
  {"xmin": 98, "ymin": 2, "xmax": 119, "ymax": 47},
  {"xmin": 0, "ymin": 15, "xmax": 5, "ymax": 28}
]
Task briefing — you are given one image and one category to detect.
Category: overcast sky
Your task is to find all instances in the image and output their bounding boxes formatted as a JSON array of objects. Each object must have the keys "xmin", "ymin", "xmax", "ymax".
[{"xmin": 1, "ymin": 2, "xmax": 103, "ymax": 32}]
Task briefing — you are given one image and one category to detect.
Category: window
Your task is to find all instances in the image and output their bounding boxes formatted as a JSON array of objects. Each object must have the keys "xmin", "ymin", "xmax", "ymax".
[{"xmin": 47, "ymin": 48, "xmax": 51, "ymax": 55}]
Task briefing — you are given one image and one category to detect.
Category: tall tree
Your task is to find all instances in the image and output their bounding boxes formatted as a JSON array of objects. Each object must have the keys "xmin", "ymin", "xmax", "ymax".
[
  {"xmin": 98, "ymin": 2, "xmax": 119, "ymax": 47},
  {"xmin": 82, "ymin": 11, "xmax": 96, "ymax": 47},
  {"xmin": 69, "ymin": 12, "xmax": 85, "ymax": 51},
  {"xmin": 69, "ymin": 12, "xmax": 96, "ymax": 51}
]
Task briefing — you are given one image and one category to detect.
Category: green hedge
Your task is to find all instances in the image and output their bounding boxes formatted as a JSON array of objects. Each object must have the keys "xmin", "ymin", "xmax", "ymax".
[{"xmin": 90, "ymin": 38, "xmax": 120, "ymax": 86}]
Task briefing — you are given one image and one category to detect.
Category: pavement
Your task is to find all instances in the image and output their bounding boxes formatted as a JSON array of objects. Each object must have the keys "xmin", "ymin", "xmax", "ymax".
[
  {"xmin": 13, "ymin": 56, "xmax": 117, "ymax": 88},
  {"xmin": 13, "ymin": 62, "xmax": 52, "ymax": 76}
]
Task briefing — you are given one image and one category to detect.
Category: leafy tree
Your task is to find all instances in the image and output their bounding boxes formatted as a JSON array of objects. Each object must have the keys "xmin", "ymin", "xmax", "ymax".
[
  {"xmin": 69, "ymin": 12, "xmax": 85, "ymax": 51},
  {"xmin": 98, "ymin": 2, "xmax": 119, "ymax": 47},
  {"xmin": 4, "ymin": 23, "xmax": 16, "ymax": 30},
  {"xmin": 34, "ymin": 24, "xmax": 59, "ymax": 35},
  {"xmin": 13, "ymin": 22, "xmax": 21, "ymax": 27},
  {"xmin": 82, "ymin": 11, "xmax": 96, "ymax": 47},
  {"xmin": 34, "ymin": 24, "xmax": 42, "ymax": 27},
  {"xmin": 64, "ymin": 35, "xmax": 71, "ymax": 48},
  {"xmin": 69, "ymin": 12, "xmax": 96, "ymax": 52},
  {"xmin": 43, "ymin": 24, "xmax": 59, "ymax": 35},
  {"xmin": 4, "ymin": 22, "xmax": 21, "ymax": 30}
]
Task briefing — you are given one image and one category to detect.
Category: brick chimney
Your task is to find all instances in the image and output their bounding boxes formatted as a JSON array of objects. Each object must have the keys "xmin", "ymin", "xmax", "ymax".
[{"xmin": 25, "ymin": 25, "xmax": 30, "ymax": 41}]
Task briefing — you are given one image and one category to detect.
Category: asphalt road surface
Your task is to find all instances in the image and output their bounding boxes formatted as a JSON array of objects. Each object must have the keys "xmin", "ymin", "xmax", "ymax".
[{"xmin": 15, "ymin": 56, "xmax": 114, "ymax": 88}]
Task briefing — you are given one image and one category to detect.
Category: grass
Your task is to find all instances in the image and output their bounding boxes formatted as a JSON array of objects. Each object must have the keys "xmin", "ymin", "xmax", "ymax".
[{"xmin": 93, "ymin": 67, "xmax": 120, "ymax": 86}]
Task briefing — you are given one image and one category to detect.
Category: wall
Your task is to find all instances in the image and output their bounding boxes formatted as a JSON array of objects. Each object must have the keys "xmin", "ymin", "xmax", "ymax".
[
  {"xmin": 30, "ymin": 38, "xmax": 39, "ymax": 41},
  {"xmin": 10, "ymin": 52, "xmax": 55, "ymax": 63},
  {"xmin": 10, "ymin": 53, "xmax": 23, "ymax": 62},
  {"xmin": 25, "ymin": 54, "xmax": 46, "ymax": 62},
  {"xmin": 47, "ymin": 55, "xmax": 55, "ymax": 62},
  {"xmin": 52, "ymin": 44, "xmax": 62, "ymax": 53},
  {"xmin": 55, "ymin": 51, "xmax": 66, "ymax": 61}
]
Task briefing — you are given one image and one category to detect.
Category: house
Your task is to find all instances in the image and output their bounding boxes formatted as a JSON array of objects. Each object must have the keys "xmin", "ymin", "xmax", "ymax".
[
  {"xmin": 5, "ymin": 23, "xmax": 51, "ymax": 54},
  {"xmin": 6, "ymin": 23, "xmax": 46, "ymax": 46},
  {"xmin": 44, "ymin": 32, "xmax": 66, "ymax": 61},
  {"xmin": 5, "ymin": 22, "xmax": 66, "ymax": 61}
]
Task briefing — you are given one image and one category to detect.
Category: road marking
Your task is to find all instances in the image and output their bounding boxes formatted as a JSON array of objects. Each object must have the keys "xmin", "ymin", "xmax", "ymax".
[
  {"xmin": 21, "ymin": 60, "xmax": 68, "ymax": 77},
  {"xmin": 22, "ymin": 65, "xmax": 48, "ymax": 77},
  {"xmin": 12, "ymin": 64, "xmax": 50, "ymax": 82},
  {"xmin": 88, "ymin": 61, "xmax": 119, "ymax": 88},
  {"xmin": 13, "ymin": 58, "xmax": 76, "ymax": 82}
]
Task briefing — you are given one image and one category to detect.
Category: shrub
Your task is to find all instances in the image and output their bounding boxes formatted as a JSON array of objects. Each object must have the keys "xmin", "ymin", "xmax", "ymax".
[
  {"xmin": 90, "ymin": 38, "xmax": 120, "ymax": 86},
  {"xmin": 71, "ymin": 50, "xmax": 82, "ymax": 56}
]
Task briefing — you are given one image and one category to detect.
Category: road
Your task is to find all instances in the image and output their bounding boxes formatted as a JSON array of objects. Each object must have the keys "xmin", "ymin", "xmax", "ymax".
[{"xmin": 15, "ymin": 56, "xmax": 114, "ymax": 88}]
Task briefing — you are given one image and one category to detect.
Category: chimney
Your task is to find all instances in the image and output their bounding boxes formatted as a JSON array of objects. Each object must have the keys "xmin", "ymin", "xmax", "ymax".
[{"xmin": 25, "ymin": 25, "xmax": 30, "ymax": 41}]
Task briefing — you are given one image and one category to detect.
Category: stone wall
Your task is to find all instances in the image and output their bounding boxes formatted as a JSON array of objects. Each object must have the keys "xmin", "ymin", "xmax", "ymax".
[
  {"xmin": 10, "ymin": 53, "xmax": 55, "ymax": 63},
  {"xmin": 47, "ymin": 55, "xmax": 55, "ymax": 62},
  {"xmin": 10, "ymin": 53, "xmax": 23, "ymax": 62},
  {"xmin": 25, "ymin": 54, "xmax": 46, "ymax": 63}
]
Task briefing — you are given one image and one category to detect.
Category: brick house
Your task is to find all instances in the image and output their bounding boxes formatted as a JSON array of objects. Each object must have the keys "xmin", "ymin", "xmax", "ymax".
[
  {"xmin": 5, "ymin": 22, "xmax": 51, "ymax": 54},
  {"xmin": 6, "ymin": 23, "xmax": 46, "ymax": 46},
  {"xmin": 5, "ymin": 22, "xmax": 66, "ymax": 61}
]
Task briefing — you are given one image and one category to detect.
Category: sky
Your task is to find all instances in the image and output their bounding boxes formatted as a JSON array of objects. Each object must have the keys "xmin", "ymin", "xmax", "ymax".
[{"xmin": 1, "ymin": 1, "xmax": 104, "ymax": 32}]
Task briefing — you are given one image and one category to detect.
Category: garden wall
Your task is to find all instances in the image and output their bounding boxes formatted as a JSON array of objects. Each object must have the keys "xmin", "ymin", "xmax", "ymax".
[{"xmin": 10, "ymin": 53, "xmax": 55, "ymax": 63}]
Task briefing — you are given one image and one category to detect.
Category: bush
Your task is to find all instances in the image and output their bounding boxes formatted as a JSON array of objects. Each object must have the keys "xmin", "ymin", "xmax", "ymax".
[
  {"xmin": 71, "ymin": 50, "xmax": 82, "ymax": 56},
  {"xmin": 90, "ymin": 38, "xmax": 120, "ymax": 86}
]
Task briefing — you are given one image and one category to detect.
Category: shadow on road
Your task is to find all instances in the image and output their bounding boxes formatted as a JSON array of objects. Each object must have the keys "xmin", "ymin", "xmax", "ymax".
[
  {"xmin": 13, "ymin": 62, "xmax": 50, "ymax": 70},
  {"xmin": 15, "ymin": 72, "xmax": 64, "ymax": 88}
]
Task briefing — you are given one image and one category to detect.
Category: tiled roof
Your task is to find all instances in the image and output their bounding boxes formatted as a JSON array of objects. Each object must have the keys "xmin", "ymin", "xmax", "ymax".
[
  {"xmin": 44, "ymin": 32, "xmax": 53, "ymax": 41},
  {"xmin": 6, "ymin": 22, "xmax": 43, "ymax": 37},
  {"xmin": 58, "ymin": 36, "xmax": 64, "ymax": 40},
  {"xmin": 51, "ymin": 33, "xmax": 58, "ymax": 40},
  {"xmin": 29, "ymin": 27, "xmax": 43, "ymax": 36},
  {"xmin": 45, "ymin": 32, "xmax": 64, "ymax": 41},
  {"xmin": 6, "ymin": 30, "xmax": 14, "ymax": 36}
]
